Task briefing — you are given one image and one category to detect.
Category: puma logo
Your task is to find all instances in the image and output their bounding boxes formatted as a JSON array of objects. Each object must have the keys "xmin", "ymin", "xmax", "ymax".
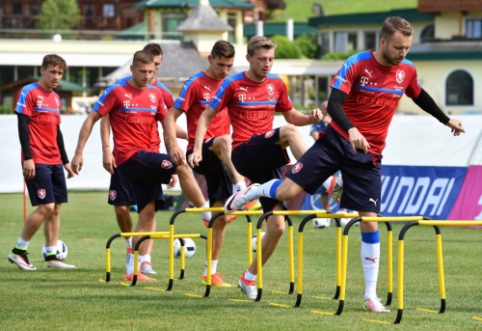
[
  {"xmin": 124, "ymin": 93, "xmax": 132, "ymax": 100},
  {"xmin": 240, "ymin": 86, "xmax": 249, "ymax": 92},
  {"xmin": 365, "ymin": 257, "xmax": 377, "ymax": 263},
  {"xmin": 204, "ymin": 86, "xmax": 211, "ymax": 92},
  {"xmin": 369, "ymin": 198, "xmax": 378, "ymax": 206},
  {"xmin": 364, "ymin": 69, "xmax": 373, "ymax": 77}
]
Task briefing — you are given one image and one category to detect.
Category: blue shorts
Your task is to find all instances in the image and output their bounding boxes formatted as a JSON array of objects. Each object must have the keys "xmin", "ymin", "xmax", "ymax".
[
  {"xmin": 186, "ymin": 138, "xmax": 232, "ymax": 205},
  {"xmin": 117, "ymin": 151, "xmax": 177, "ymax": 213},
  {"xmin": 108, "ymin": 167, "xmax": 135, "ymax": 206},
  {"xmin": 232, "ymin": 128, "xmax": 290, "ymax": 212},
  {"xmin": 286, "ymin": 126, "xmax": 382, "ymax": 213},
  {"xmin": 25, "ymin": 164, "xmax": 68, "ymax": 206}
]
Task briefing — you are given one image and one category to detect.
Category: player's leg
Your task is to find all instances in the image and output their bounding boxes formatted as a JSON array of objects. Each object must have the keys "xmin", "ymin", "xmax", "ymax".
[
  {"xmin": 210, "ymin": 135, "xmax": 245, "ymax": 191},
  {"xmin": 277, "ymin": 124, "xmax": 308, "ymax": 159}
]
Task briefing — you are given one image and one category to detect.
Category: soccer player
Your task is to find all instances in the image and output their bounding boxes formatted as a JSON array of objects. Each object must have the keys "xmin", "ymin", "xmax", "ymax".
[
  {"xmin": 71, "ymin": 50, "xmax": 211, "ymax": 281},
  {"xmin": 100, "ymin": 43, "xmax": 177, "ymax": 275},
  {"xmin": 225, "ymin": 17, "xmax": 465, "ymax": 312},
  {"xmin": 165, "ymin": 40, "xmax": 246, "ymax": 286},
  {"xmin": 190, "ymin": 36, "xmax": 322, "ymax": 299},
  {"xmin": 8, "ymin": 54, "xmax": 76, "ymax": 270}
]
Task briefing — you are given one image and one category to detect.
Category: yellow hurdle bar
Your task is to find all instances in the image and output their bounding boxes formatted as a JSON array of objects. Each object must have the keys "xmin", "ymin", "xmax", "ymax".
[
  {"xmin": 418, "ymin": 220, "xmax": 482, "ymax": 227},
  {"xmin": 119, "ymin": 231, "xmax": 169, "ymax": 237},
  {"xmin": 361, "ymin": 216, "xmax": 423, "ymax": 222}
]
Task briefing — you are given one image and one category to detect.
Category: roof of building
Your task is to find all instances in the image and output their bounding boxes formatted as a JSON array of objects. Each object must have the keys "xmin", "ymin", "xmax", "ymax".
[
  {"xmin": 244, "ymin": 22, "xmax": 317, "ymax": 38},
  {"xmin": 133, "ymin": 0, "xmax": 253, "ymax": 9},
  {"xmin": 408, "ymin": 40, "xmax": 482, "ymax": 61},
  {"xmin": 115, "ymin": 21, "xmax": 146, "ymax": 40},
  {"xmin": 177, "ymin": 2, "xmax": 233, "ymax": 32},
  {"xmin": 308, "ymin": 8, "xmax": 434, "ymax": 27}
]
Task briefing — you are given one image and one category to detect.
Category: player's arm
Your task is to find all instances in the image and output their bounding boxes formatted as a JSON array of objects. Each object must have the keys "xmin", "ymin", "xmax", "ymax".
[
  {"xmin": 189, "ymin": 106, "xmax": 217, "ymax": 168},
  {"xmin": 412, "ymin": 88, "xmax": 465, "ymax": 136},
  {"xmin": 72, "ymin": 111, "xmax": 103, "ymax": 174},
  {"xmin": 17, "ymin": 113, "xmax": 35, "ymax": 180},
  {"xmin": 282, "ymin": 107, "xmax": 322, "ymax": 126},
  {"xmin": 56, "ymin": 125, "xmax": 74, "ymax": 179},
  {"xmin": 164, "ymin": 107, "xmax": 186, "ymax": 165},
  {"xmin": 100, "ymin": 115, "xmax": 115, "ymax": 174},
  {"xmin": 328, "ymin": 88, "xmax": 370, "ymax": 153}
]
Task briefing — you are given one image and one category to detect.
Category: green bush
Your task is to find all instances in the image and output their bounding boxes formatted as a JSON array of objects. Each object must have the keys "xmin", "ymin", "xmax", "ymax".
[
  {"xmin": 271, "ymin": 35, "xmax": 302, "ymax": 59},
  {"xmin": 0, "ymin": 106, "xmax": 13, "ymax": 114},
  {"xmin": 294, "ymin": 34, "xmax": 320, "ymax": 59},
  {"xmin": 322, "ymin": 50, "xmax": 359, "ymax": 60}
]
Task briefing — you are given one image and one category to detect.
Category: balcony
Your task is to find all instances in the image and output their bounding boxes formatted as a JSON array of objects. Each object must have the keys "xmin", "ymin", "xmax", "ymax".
[{"xmin": 418, "ymin": 0, "xmax": 482, "ymax": 13}]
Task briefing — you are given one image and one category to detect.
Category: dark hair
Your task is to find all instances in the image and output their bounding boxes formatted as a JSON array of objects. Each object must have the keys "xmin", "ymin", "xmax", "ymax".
[
  {"xmin": 41, "ymin": 54, "xmax": 67, "ymax": 70},
  {"xmin": 132, "ymin": 50, "xmax": 154, "ymax": 66},
  {"xmin": 211, "ymin": 40, "xmax": 235, "ymax": 59},
  {"xmin": 247, "ymin": 36, "xmax": 276, "ymax": 56},
  {"xmin": 380, "ymin": 16, "xmax": 413, "ymax": 41},
  {"xmin": 143, "ymin": 43, "xmax": 163, "ymax": 57}
]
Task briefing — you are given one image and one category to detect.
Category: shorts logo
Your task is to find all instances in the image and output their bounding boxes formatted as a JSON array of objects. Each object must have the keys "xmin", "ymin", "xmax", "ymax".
[
  {"xmin": 265, "ymin": 130, "xmax": 275, "ymax": 138},
  {"xmin": 109, "ymin": 190, "xmax": 117, "ymax": 201},
  {"xmin": 266, "ymin": 84, "xmax": 275, "ymax": 96},
  {"xmin": 161, "ymin": 160, "xmax": 173, "ymax": 169},
  {"xmin": 37, "ymin": 189, "xmax": 46, "ymax": 199},
  {"xmin": 149, "ymin": 93, "xmax": 156, "ymax": 103},
  {"xmin": 292, "ymin": 162, "xmax": 303, "ymax": 173}
]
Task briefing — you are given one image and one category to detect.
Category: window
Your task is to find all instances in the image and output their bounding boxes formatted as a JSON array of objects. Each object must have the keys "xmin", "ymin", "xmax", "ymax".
[
  {"xmin": 84, "ymin": 4, "xmax": 95, "ymax": 17},
  {"xmin": 319, "ymin": 32, "xmax": 330, "ymax": 56},
  {"xmin": 227, "ymin": 13, "xmax": 237, "ymax": 44},
  {"xmin": 445, "ymin": 70, "xmax": 473, "ymax": 106},
  {"xmin": 420, "ymin": 24, "xmax": 434, "ymax": 42},
  {"xmin": 162, "ymin": 11, "xmax": 186, "ymax": 39},
  {"xmin": 334, "ymin": 32, "xmax": 357, "ymax": 53},
  {"xmin": 13, "ymin": 3, "xmax": 22, "ymax": 16},
  {"xmin": 364, "ymin": 31, "xmax": 379, "ymax": 50},
  {"xmin": 466, "ymin": 19, "xmax": 482, "ymax": 39},
  {"xmin": 103, "ymin": 4, "xmax": 114, "ymax": 18}
]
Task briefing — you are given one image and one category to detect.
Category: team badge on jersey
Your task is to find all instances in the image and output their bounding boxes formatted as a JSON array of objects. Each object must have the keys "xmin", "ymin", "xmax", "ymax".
[
  {"xmin": 161, "ymin": 160, "xmax": 173, "ymax": 169},
  {"xmin": 37, "ymin": 189, "xmax": 46, "ymax": 199},
  {"xmin": 109, "ymin": 190, "xmax": 117, "ymax": 201},
  {"xmin": 396, "ymin": 70, "xmax": 405, "ymax": 84},
  {"xmin": 265, "ymin": 130, "xmax": 275, "ymax": 138},
  {"xmin": 292, "ymin": 162, "xmax": 303, "ymax": 174},
  {"xmin": 266, "ymin": 84, "xmax": 275, "ymax": 96},
  {"xmin": 149, "ymin": 93, "xmax": 156, "ymax": 103}
]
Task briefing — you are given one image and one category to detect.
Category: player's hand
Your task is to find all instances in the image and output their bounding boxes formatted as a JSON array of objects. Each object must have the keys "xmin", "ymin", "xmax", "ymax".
[
  {"xmin": 169, "ymin": 145, "xmax": 186, "ymax": 166},
  {"xmin": 22, "ymin": 159, "xmax": 35, "ymax": 180},
  {"xmin": 102, "ymin": 150, "xmax": 115, "ymax": 175},
  {"xmin": 167, "ymin": 174, "xmax": 178, "ymax": 189},
  {"xmin": 64, "ymin": 163, "xmax": 75, "ymax": 179},
  {"xmin": 71, "ymin": 154, "xmax": 83, "ymax": 175},
  {"xmin": 446, "ymin": 119, "xmax": 465, "ymax": 136},
  {"xmin": 348, "ymin": 127, "xmax": 370, "ymax": 153},
  {"xmin": 188, "ymin": 150, "xmax": 202, "ymax": 168},
  {"xmin": 307, "ymin": 108, "xmax": 323, "ymax": 124}
]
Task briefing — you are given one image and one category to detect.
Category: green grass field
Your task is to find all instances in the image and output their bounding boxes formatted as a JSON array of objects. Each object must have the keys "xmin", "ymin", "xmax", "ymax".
[
  {"xmin": 268, "ymin": 0, "xmax": 418, "ymax": 22},
  {"xmin": 1, "ymin": 191, "xmax": 482, "ymax": 330}
]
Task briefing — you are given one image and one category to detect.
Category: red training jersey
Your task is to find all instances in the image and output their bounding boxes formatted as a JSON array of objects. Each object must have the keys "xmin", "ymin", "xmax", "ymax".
[
  {"xmin": 15, "ymin": 82, "xmax": 62, "ymax": 165},
  {"xmin": 210, "ymin": 72, "xmax": 293, "ymax": 148},
  {"xmin": 330, "ymin": 50, "xmax": 422, "ymax": 155},
  {"xmin": 174, "ymin": 71, "xmax": 230, "ymax": 150},
  {"xmin": 93, "ymin": 80, "xmax": 166, "ymax": 166}
]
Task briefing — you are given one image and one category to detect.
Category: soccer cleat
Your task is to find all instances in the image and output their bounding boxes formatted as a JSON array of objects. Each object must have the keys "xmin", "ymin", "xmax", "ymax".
[
  {"xmin": 8, "ymin": 248, "xmax": 36, "ymax": 270},
  {"xmin": 203, "ymin": 215, "xmax": 236, "ymax": 228},
  {"xmin": 140, "ymin": 261, "xmax": 157, "ymax": 275},
  {"xmin": 364, "ymin": 297, "xmax": 390, "ymax": 313},
  {"xmin": 326, "ymin": 175, "xmax": 344, "ymax": 201},
  {"xmin": 201, "ymin": 272, "xmax": 231, "ymax": 287},
  {"xmin": 225, "ymin": 184, "xmax": 260, "ymax": 213},
  {"xmin": 244, "ymin": 200, "xmax": 262, "ymax": 211},
  {"xmin": 238, "ymin": 271, "xmax": 258, "ymax": 300},
  {"xmin": 124, "ymin": 272, "xmax": 156, "ymax": 282},
  {"xmin": 44, "ymin": 260, "xmax": 76, "ymax": 269}
]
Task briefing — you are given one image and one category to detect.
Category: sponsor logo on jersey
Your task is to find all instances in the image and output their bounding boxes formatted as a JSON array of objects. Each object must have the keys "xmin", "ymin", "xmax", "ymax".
[{"xmin": 125, "ymin": 93, "xmax": 132, "ymax": 100}]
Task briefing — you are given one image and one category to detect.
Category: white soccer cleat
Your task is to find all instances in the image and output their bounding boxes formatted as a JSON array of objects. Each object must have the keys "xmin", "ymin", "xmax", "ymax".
[
  {"xmin": 44, "ymin": 260, "xmax": 76, "ymax": 269},
  {"xmin": 8, "ymin": 250, "xmax": 37, "ymax": 270},
  {"xmin": 225, "ymin": 184, "xmax": 260, "ymax": 213},
  {"xmin": 326, "ymin": 175, "xmax": 344, "ymax": 201},
  {"xmin": 140, "ymin": 261, "xmax": 157, "ymax": 275},
  {"xmin": 364, "ymin": 297, "xmax": 390, "ymax": 313},
  {"xmin": 238, "ymin": 271, "xmax": 258, "ymax": 300}
]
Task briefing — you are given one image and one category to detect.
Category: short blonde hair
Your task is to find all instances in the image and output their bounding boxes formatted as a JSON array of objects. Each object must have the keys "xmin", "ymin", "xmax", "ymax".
[
  {"xmin": 247, "ymin": 36, "xmax": 276, "ymax": 56},
  {"xmin": 381, "ymin": 16, "xmax": 413, "ymax": 41}
]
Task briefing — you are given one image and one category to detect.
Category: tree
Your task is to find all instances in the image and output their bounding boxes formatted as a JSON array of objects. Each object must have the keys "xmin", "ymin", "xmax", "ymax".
[
  {"xmin": 36, "ymin": 0, "xmax": 81, "ymax": 31},
  {"xmin": 271, "ymin": 35, "xmax": 302, "ymax": 59},
  {"xmin": 294, "ymin": 34, "xmax": 320, "ymax": 59}
]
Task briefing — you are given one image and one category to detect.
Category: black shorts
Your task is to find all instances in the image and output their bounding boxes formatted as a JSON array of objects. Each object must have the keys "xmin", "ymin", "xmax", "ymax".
[
  {"xmin": 25, "ymin": 164, "xmax": 67, "ymax": 206},
  {"xmin": 186, "ymin": 138, "xmax": 232, "ymax": 204},
  {"xmin": 232, "ymin": 128, "xmax": 290, "ymax": 212},
  {"xmin": 118, "ymin": 151, "xmax": 177, "ymax": 213},
  {"xmin": 108, "ymin": 167, "xmax": 136, "ymax": 206}
]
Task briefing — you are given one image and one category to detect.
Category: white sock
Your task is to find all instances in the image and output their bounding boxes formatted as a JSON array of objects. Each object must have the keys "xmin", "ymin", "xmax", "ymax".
[
  {"xmin": 322, "ymin": 176, "xmax": 334, "ymax": 191},
  {"xmin": 16, "ymin": 237, "xmax": 30, "ymax": 249},
  {"xmin": 126, "ymin": 253, "xmax": 134, "ymax": 275},
  {"xmin": 45, "ymin": 246, "xmax": 57, "ymax": 255},
  {"xmin": 203, "ymin": 260, "xmax": 218, "ymax": 276},
  {"xmin": 200, "ymin": 201, "xmax": 211, "ymax": 221},
  {"xmin": 138, "ymin": 255, "xmax": 151, "ymax": 264},
  {"xmin": 249, "ymin": 179, "xmax": 281, "ymax": 200},
  {"xmin": 361, "ymin": 237, "xmax": 380, "ymax": 301},
  {"xmin": 234, "ymin": 181, "xmax": 246, "ymax": 192},
  {"xmin": 244, "ymin": 270, "xmax": 257, "ymax": 281},
  {"xmin": 125, "ymin": 237, "xmax": 132, "ymax": 250}
]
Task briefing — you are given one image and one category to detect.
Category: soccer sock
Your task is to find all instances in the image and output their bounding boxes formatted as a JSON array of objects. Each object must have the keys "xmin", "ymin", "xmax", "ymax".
[
  {"xmin": 244, "ymin": 270, "xmax": 257, "ymax": 281},
  {"xmin": 143, "ymin": 254, "xmax": 151, "ymax": 263},
  {"xmin": 45, "ymin": 246, "xmax": 57, "ymax": 255},
  {"xmin": 234, "ymin": 181, "xmax": 246, "ymax": 192},
  {"xmin": 322, "ymin": 176, "xmax": 334, "ymax": 191},
  {"xmin": 200, "ymin": 201, "xmax": 211, "ymax": 221},
  {"xmin": 126, "ymin": 253, "xmax": 134, "ymax": 275},
  {"xmin": 249, "ymin": 179, "xmax": 281, "ymax": 200},
  {"xmin": 15, "ymin": 237, "xmax": 29, "ymax": 250},
  {"xmin": 361, "ymin": 231, "xmax": 380, "ymax": 301},
  {"xmin": 203, "ymin": 260, "xmax": 218, "ymax": 276},
  {"xmin": 125, "ymin": 237, "xmax": 132, "ymax": 250}
]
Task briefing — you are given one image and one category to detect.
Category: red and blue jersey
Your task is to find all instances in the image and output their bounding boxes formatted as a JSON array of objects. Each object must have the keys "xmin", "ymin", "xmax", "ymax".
[
  {"xmin": 210, "ymin": 72, "xmax": 292, "ymax": 148},
  {"xmin": 93, "ymin": 79, "xmax": 166, "ymax": 166},
  {"xmin": 330, "ymin": 50, "xmax": 422, "ymax": 155},
  {"xmin": 15, "ymin": 82, "xmax": 62, "ymax": 165},
  {"xmin": 174, "ymin": 71, "xmax": 230, "ymax": 150}
]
